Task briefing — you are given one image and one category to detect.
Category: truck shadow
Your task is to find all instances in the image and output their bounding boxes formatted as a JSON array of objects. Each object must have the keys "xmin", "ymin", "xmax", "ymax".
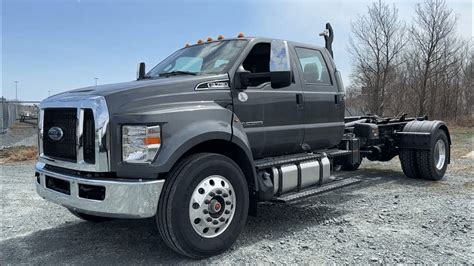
[{"xmin": 2, "ymin": 168, "xmax": 437, "ymax": 263}]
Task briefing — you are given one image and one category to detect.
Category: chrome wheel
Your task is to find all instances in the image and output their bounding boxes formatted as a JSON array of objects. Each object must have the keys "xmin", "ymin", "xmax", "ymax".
[
  {"xmin": 189, "ymin": 175, "xmax": 236, "ymax": 238},
  {"xmin": 434, "ymin": 139, "xmax": 446, "ymax": 170}
]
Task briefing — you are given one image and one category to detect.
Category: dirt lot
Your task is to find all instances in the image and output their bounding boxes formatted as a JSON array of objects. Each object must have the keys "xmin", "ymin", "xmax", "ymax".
[{"xmin": 1, "ymin": 124, "xmax": 472, "ymax": 264}]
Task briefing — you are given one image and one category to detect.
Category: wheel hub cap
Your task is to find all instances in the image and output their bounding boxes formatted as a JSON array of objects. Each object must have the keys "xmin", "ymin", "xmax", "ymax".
[
  {"xmin": 434, "ymin": 139, "xmax": 446, "ymax": 170},
  {"xmin": 189, "ymin": 175, "xmax": 236, "ymax": 238},
  {"xmin": 210, "ymin": 200, "xmax": 221, "ymax": 213}
]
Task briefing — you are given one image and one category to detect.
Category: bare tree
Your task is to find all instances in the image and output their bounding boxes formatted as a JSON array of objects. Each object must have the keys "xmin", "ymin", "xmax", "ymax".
[
  {"xmin": 410, "ymin": 0, "xmax": 458, "ymax": 117},
  {"xmin": 348, "ymin": 0, "xmax": 406, "ymax": 116}
]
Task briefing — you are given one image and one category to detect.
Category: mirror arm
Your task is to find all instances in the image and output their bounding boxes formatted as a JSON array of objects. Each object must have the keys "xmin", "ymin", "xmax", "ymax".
[{"xmin": 137, "ymin": 62, "xmax": 146, "ymax": 80}]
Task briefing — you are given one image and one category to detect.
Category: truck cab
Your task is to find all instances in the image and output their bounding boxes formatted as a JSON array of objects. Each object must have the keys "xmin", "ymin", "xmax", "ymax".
[{"xmin": 35, "ymin": 27, "xmax": 451, "ymax": 258}]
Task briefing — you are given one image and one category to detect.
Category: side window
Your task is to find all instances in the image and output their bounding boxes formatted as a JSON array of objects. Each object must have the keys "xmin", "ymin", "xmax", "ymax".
[
  {"xmin": 295, "ymin": 48, "xmax": 331, "ymax": 85},
  {"xmin": 242, "ymin": 43, "xmax": 271, "ymax": 87}
]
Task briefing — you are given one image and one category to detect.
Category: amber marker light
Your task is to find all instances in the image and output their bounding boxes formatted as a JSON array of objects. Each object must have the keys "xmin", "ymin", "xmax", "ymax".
[
  {"xmin": 237, "ymin": 32, "xmax": 245, "ymax": 38},
  {"xmin": 197, "ymin": 39, "xmax": 203, "ymax": 44},
  {"xmin": 144, "ymin": 136, "xmax": 161, "ymax": 145},
  {"xmin": 217, "ymin": 35, "xmax": 224, "ymax": 40},
  {"xmin": 207, "ymin": 37, "xmax": 213, "ymax": 42}
]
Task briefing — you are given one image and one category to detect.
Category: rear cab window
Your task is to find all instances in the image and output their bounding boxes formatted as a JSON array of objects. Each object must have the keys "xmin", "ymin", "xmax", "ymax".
[{"xmin": 295, "ymin": 47, "xmax": 332, "ymax": 87}]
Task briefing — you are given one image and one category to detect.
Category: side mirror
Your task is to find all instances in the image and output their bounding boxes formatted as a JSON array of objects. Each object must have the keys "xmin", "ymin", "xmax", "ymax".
[
  {"xmin": 270, "ymin": 71, "xmax": 292, "ymax": 89},
  {"xmin": 137, "ymin": 62, "xmax": 146, "ymax": 80},
  {"xmin": 270, "ymin": 40, "xmax": 292, "ymax": 89},
  {"xmin": 235, "ymin": 67, "xmax": 250, "ymax": 89}
]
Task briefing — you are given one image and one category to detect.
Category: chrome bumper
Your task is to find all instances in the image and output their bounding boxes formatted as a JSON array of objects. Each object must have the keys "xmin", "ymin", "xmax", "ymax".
[{"xmin": 35, "ymin": 162, "xmax": 164, "ymax": 218}]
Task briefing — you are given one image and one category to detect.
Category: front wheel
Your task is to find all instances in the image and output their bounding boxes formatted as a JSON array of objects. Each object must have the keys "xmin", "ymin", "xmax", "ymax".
[{"xmin": 157, "ymin": 153, "xmax": 249, "ymax": 258}]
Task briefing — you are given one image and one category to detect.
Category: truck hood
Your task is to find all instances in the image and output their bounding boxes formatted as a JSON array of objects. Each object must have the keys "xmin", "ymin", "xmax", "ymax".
[
  {"xmin": 51, "ymin": 74, "xmax": 228, "ymax": 98},
  {"xmin": 44, "ymin": 74, "xmax": 231, "ymax": 115}
]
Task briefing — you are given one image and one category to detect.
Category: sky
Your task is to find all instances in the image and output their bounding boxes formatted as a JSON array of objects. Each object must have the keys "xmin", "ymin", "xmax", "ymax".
[{"xmin": 1, "ymin": 0, "xmax": 472, "ymax": 101}]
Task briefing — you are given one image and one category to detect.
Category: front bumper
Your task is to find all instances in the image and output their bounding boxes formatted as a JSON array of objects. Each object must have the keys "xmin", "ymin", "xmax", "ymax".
[{"xmin": 35, "ymin": 162, "xmax": 164, "ymax": 218}]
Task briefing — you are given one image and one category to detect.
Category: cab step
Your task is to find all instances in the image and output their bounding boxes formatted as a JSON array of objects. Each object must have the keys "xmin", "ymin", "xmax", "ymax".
[{"xmin": 272, "ymin": 176, "xmax": 363, "ymax": 203}]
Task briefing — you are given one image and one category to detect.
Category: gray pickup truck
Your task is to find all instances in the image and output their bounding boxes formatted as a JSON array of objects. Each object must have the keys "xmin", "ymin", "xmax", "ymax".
[{"xmin": 35, "ymin": 24, "xmax": 451, "ymax": 258}]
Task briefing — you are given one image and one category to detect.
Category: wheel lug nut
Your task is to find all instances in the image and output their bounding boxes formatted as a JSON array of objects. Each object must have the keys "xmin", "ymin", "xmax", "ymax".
[
  {"xmin": 223, "ymin": 193, "xmax": 228, "ymax": 198},
  {"xmin": 209, "ymin": 192, "xmax": 216, "ymax": 197},
  {"xmin": 219, "ymin": 217, "xmax": 225, "ymax": 222},
  {"xmin": 225, "ymin": 210, "xmax": 230, "ymax": 214},
  {"xmin": 216, "ymin": 190, "xmax": 222, "ymax": 194},
  {"xmin": 226, "ymin": 201, "xmax": 231, "ymax": 205},
  {"xmin": 203, "ymin": 209, "xmax": 209, "ymax": 214},
  {"xmin": 206, "ymin": 217, "xmax": 212, "ymax": 222},
  {"xmin": 204, "ymin": 199, "xmax": 210, "ymax": 204},
  {"xmin": 213, "ymin": 220, "xmax": 219, "ymax": 225}
]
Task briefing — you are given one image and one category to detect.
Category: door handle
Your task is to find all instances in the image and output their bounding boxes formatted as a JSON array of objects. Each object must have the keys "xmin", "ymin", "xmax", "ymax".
[
  {"xmin": 334, "ymin": 94, "xmax": 344, "ymax": 107},
  {"xmin": 296, "ymin": 94, "xmax": 303, "ymax": 107}
]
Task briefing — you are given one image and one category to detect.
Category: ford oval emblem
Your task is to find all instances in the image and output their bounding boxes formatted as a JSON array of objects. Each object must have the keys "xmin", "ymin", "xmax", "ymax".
[{"xmin": 48, "ymin": 127, "xmax": 64, "ymax": 141}]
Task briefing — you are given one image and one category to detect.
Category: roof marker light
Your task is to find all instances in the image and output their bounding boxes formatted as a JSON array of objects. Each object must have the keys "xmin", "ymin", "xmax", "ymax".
[
  {"xmin": 197, "ymin": 39, "xmax": 203, "ymax": 44},
  {"xmin": 217, "ymin": 35, "xmax": 225, "ymax": 40},
  {"xmin": 237, "ymin": 32, "xmax": 245, "ymax": 38},
  {"xmin": 207, "ymin": 37, "xmax": 213, "ymax": 42},
  {"xmin": 185, "ymin": 44, "xmax": 190, "ymax": 47}
]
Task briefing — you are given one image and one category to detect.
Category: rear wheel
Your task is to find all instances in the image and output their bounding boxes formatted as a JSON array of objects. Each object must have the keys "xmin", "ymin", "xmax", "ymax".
[
  {"xmin": 416, "ymin": 130, "xmax": 449, "ymax": 181},
  {"xmin": 68, "ymin": 209, "xmax": 114, "ymax": 223},
  {"xmin": 400, "ymin": 149, "xmax": 420, "ymax": 178},
  {"xmin": 157, "ymin": 153, "xmax": 249, "ymax": 258}
]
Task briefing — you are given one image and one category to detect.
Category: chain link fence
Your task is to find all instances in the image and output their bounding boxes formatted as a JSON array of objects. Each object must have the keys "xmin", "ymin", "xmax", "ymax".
[{"xmin": 1, "ymin": 98, "xmax": 39, "ymax": 133}]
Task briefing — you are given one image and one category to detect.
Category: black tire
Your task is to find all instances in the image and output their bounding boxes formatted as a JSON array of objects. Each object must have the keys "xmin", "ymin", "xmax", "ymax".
[
  {"xmin": 416, "ymin": 130, "xmax": 450, "ymax": 181},
  {"xmin": 157, "ymin": 153, "xmax": 249, "ymax": 258},
  {"xmin": 399, "ymin": 149, "xmax": 420, "ymax": 178},
  {"xmin": 68, "ymin": 209, "xmax": 114, "ymax": 223}
]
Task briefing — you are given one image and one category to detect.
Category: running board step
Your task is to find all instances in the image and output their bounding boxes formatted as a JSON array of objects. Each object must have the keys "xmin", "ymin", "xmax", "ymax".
[{"xmin": 272, "ymin": 177, "xmax": 362, "ymax": 203}]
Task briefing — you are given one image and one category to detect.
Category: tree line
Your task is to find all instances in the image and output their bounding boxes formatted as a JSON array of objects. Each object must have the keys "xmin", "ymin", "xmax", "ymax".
[{"xmin": 346, "ymin": 0, "xmax": 473, "ymax": 125}]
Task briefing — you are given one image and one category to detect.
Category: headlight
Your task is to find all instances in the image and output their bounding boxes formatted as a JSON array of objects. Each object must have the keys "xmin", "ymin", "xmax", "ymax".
[{"xmin": 122, "ymin": 125, "xmax": 161, "ymax": 163}]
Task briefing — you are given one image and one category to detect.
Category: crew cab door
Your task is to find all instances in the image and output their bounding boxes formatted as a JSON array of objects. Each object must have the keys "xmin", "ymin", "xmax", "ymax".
[
  {"xmin": 293, "ymin": 47, "xmax": 345, "ymax": 150},
  {"xmin": 232, "ymin": 40, "xmax": 304, "ymax": 159}
]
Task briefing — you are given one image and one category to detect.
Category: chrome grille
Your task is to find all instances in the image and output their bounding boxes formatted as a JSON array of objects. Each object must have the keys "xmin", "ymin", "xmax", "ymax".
[
  {"xmin": 38, "ymin": 95, "xmax": 110, "ymax": 172},
  {"xmin": 83, "ymin": 109, "xmax": 95, "ymax": 164}
]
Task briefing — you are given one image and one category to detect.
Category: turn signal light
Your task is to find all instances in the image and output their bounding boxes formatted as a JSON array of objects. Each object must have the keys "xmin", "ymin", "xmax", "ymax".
[{"xmin": 144, "ymin": 136, "xmax": 161, "ymax": 145}]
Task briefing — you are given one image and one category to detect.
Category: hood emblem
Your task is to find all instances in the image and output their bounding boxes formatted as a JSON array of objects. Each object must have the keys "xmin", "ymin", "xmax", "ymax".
[{"xmin": 48, "ymin": 127, "xmax": 64, "ymax": 141}]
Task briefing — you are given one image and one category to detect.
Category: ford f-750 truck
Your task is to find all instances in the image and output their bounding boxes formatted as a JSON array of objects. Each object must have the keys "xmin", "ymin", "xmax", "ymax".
[{"xmin": 35, "ymin": 24, "xmax": 450, "ymax": 258}]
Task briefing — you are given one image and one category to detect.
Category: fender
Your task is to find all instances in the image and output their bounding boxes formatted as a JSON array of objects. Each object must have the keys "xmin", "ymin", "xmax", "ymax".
[
  {"xmin": 231, "ymin": 114, "xmax": 258, "ymax": 191},
  {"xmin": 398, "ymin": 120, "xmax": 451, "ymax": 153},
  {"xmin": 111, "ymin": 102, "xmax": 257, "ymax": 186}
]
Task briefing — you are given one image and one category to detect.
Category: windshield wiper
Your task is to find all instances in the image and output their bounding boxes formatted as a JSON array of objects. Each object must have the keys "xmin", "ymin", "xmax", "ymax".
[{"xmin": 158, "ymin": 71, "xmax": 198, "ymax": 77}]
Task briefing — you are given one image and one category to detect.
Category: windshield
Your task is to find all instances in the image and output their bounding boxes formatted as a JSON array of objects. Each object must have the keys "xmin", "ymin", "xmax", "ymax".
[{"xmin": 147, "ymin": 40, "xmax": 248, "ymax": 77}]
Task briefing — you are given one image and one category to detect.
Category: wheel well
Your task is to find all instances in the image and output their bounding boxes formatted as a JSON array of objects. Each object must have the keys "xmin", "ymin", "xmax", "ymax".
[{"xmin": 179, "ymin": 139, "xmax": 256, "ymax": 192}]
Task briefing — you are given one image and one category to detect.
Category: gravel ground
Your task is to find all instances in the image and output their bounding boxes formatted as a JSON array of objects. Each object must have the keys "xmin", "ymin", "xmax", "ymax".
[
  {"xmin": 1, "ymin": 127, "xmax": 472, "ymax": 264},
  {"xmin": 0, "ymin": 123, "xmax": 37, "ymax": 149}
]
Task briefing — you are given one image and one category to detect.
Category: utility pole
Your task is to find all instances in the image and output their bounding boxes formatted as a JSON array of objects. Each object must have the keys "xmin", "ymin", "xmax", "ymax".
[
  {"xmin": 14, "ymin": 81, "xmax": 19, "ymax": 100},
  {"xmin": 94, "ymin": 77, "xmax": 99, "ymax": 86}
]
